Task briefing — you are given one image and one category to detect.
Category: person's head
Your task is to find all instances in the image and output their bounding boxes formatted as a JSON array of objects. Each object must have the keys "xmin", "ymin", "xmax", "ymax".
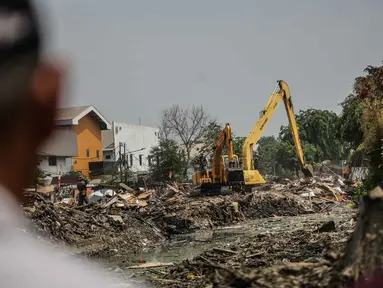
[{"xmin": 0, "ymin": 1, "xmax": 63, "ymax": 199}]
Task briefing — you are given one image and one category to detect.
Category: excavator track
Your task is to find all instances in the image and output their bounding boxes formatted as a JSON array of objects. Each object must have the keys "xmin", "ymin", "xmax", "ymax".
[
  {"xmin": 190, "ymin": 184, "xmax": 236, "ymax": 197},
  {"xmin": 200, "ymin": 182, "xmax": 222, "ymax": 196}
]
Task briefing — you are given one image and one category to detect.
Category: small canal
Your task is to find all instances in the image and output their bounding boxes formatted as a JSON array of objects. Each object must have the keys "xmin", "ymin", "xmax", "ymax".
[{"xmin": 105, "ymin": 207, "xmax": 354, "ymax": 286}]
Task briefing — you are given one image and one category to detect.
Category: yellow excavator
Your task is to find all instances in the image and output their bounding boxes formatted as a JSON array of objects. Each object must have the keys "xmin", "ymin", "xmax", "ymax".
[
  {"xmin": 196, "ymin": 123, "xmax": 245, "ymax": 195},
  {"xmin": 240, "ymin": 80, "xmax": 313, "ymax": 190}
]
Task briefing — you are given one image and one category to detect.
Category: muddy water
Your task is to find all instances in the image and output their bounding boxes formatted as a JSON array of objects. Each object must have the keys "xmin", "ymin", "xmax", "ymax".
[
  {"xmin": 110, "ymin": 207, "xmax": 354, "ymax": 272},
  {"xmin": 106, "ymin": 207, "xmax": 354, "ymax": 285}
]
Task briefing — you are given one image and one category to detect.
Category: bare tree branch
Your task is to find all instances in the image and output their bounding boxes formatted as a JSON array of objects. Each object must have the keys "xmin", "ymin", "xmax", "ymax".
[{"xmin": 159, "ymin": 104, "xmax": 213, "ymax": 169}]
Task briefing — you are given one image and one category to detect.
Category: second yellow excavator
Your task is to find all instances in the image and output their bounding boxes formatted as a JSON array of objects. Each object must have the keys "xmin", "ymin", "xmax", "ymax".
[
  {"xmin": 241, "ymin": 80, "xmax": 313, "ymax": 189},
  {"xmin": 199, "ymin": 123, "xmax": 245, "ymax": 195}
]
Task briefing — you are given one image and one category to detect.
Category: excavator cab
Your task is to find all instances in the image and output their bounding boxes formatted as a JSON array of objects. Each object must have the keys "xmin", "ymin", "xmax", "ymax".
[{"xmin": 192, "ymin": 169, "xmax": 212, "ymax": 185}]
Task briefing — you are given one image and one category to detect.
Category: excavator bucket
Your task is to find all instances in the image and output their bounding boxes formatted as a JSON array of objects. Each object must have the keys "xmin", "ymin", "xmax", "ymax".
[
  {"xmin": 302, "ymin": 164, "xmax": 314, "ymax": 178},
  {"xmin": 200, "ymin": 182, "xmax": 222, "ymax": 195},
  {"xmin": 227, "ymin": 168, "xmax": 245, "ymax": 185}
]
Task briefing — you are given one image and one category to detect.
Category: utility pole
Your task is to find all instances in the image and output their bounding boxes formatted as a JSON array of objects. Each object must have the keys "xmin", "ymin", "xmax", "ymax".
[
  {"xmin": 273, "ymin": 162, "xmax": 276, "ymax": 177},
  {"xmin": 124, "ymin": 143, "xmax": 128, "ymax": 183},
  {"xmin": 156, "ymin": 154, "xmax": 160, "ymax": 181},
  {"xmin": 119, "ymin": 143, "xmax": 123, "ymax": 181}
]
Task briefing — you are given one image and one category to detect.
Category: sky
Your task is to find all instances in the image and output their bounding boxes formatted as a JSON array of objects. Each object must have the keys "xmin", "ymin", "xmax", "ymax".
[{"xmin": 42, "ymin": 0, "xmax": 383, "ymax": 137}]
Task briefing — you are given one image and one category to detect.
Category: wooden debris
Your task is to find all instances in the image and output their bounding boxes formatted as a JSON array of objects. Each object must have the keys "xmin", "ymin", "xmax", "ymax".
[
  {"xmin": 128, "ymin": 262, "xmax": 174, "ymax": 269},
  {"xmin": 212, "ymin": 247, "xmax": 238, "ymax": 254}
]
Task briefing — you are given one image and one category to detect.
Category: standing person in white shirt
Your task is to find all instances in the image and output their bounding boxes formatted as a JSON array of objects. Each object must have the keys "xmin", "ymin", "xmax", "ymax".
[{"xmin": 0, "ymin": 0, "xmax": 142, "ymax": 287}]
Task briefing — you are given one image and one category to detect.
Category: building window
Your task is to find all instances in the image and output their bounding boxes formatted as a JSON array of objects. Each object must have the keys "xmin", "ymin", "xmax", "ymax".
[
  {"xmin": 130, "ymin": 154, "xmax": 133, "ymax": 166},
  {"xmin": 148, "ymin": 156, "xmax": 152, "ymax": 166},
  {"xmin": 96, "ymin": 150, "xmax": 100, "ymax": 159},
  {"xmin": 86, "ymin": 149, "xmax": 90, "ymax": 158},
  {"xmin": 48, "ymin": 156, "xmax": 57, "ymax": 167},
  {"xmin": 105, "ymin": 155, "xmax": 111, "ymax": 160},
  {"xmin": 154, "ymin": 132, "xmax": 157, "ymax": 136},
  {"xmin": 139, "ymin": 154, "xmax": 143, "ymax": 166}
]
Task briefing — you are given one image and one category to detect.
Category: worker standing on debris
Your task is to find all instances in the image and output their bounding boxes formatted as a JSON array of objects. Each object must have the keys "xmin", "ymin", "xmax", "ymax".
[
  {"xmin": 77, "ymin": 175, "xmax": 88, "ymax": 206},
  {"xmin": 0, "ymin": 1, "xmax": 141, "ymax": 287}
]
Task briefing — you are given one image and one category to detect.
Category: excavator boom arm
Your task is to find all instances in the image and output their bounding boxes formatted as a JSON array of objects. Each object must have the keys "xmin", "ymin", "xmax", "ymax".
[
  {"xmin": 280, "ymin": 81, "xmax": 305, "ymax": 169},
  {"xmin": 212, "ymin": 123, "xmax": 234, "ymax": 181},
  {"xmin": 242, "ymin": 80, "xmax": 313, "ymax": 177},
  {"xmin": 242, "ymin": 85, "xmax": 284, "ymax": 171}
]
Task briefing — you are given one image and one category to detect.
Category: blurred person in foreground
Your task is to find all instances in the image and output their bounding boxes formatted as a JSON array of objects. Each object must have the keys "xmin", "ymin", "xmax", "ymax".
[{"xmin": 0, "ymin": 1, "xmax": 141, "ymax": 287}]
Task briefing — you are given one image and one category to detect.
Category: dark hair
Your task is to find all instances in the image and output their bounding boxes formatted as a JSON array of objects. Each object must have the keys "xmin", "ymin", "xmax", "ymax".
[
  {"xmin": 0, "ymin": 0, "xmax": 41, "ymax": 136},
  {"xmin": 0, "ymin": 53, "xmax": 38, "ymax": 136}
]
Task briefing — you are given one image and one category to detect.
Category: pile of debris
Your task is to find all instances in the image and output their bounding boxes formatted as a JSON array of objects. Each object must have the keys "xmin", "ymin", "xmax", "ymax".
[
  {"xmin": 141, "ymin": 190, "xmax": 318, "ymax": 235},
  {"xmin": 152, "ymin": 186, "xmax": 383, "ymax": 288},
  {"xmin": 24, "ymin": 176, "xmax": 356, "ymax": 253},
  {"xmin": 257, "ymin": 175, "xmax": 353, "ymax": 203},
  {"xmin": 151, "ymin": 217, "xmax": 356, "ymax": 287},
  {"xmin": 24, "ymin": 195, "xmax": 164, "ymax": 259}
]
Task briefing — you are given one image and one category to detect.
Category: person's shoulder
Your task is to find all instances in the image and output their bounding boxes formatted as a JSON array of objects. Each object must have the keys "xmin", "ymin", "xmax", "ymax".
[{"xmin": 0, "ymin": 232, "xmax": 117, "ymax": 287}]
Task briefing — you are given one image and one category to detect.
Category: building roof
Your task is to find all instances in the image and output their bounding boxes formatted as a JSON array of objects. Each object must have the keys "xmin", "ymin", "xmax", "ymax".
[
  {"xmin": 56, "ymin": 105, "xmax": 111, "ymax": 130},
  {"xmin": 37, "ymin": 128, "xmax": 78, "ymax": 157}
]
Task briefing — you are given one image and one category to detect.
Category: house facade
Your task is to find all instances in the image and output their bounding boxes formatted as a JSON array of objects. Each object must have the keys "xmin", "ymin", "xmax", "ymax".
[
  {"xmin": 37, "ymin": 128, "xmax": 78, "ymax": 176},
  {"xmin": 56, "ymin": 105, "xmax": 111, "ymax": 176},
  {"xmin": 102, "ymin": 122, "xmax": 160, "ymax": 173}
]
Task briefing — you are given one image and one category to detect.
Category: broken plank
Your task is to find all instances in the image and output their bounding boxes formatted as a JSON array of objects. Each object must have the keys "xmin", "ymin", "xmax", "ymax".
[
  {"xmin": 127, "ymin": 262, "xmax": 174, "ymax": 269},
  {"xmin": 213, "ymin": 247, "xmax": 238, "ymax": 254}
]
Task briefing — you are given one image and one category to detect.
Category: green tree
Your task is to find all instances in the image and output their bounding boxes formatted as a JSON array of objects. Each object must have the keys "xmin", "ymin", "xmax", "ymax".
[
  {"xmin": 339, "ymin": 94, "xmax": 364, "ymax": 150},
  {"xmin": 279, "ymin": 108, "xmax": 343, "ymax": 162},
  {"xmin": 255, "ymin": 136, "xmax": 279, "ymax": 176},
  {"xmin": 352, "ymin": 63, "xmax": 383, "ymax": 188},
  {"xmin": 233, "ymin": 136, "xmax": 246, "ymax": 156},
  {"xmin": 148, "ymin": 139, "xmax": 186, "ymax": 181},
  {"xmin": 273, "ymin": 140, "xmax": 317, "ymax": 178}
]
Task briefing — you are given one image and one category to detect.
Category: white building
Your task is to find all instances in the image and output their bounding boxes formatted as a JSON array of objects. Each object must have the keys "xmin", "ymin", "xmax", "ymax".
[
  {"xmin": 37, "ymin": 128, "xmax": 78, "ymax": 176},
  {"xmin": 102, "ymin": 122, "xmax": 160, "ymax": 173}
]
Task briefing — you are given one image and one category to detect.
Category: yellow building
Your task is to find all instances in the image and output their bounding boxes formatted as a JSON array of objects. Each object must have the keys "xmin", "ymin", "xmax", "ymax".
[{"xmin": 56, "ymin": 106, "xmax": 111, "ymax": 177}]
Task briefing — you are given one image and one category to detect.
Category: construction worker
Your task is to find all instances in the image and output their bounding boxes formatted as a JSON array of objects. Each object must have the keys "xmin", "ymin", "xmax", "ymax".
[
  {"xmin": 0, "ymin": 1, "xmax": 141, "ymax": 287},
  {"xmin": 77, "ymin": 175, "xmax": 88, "ymax": 206}
]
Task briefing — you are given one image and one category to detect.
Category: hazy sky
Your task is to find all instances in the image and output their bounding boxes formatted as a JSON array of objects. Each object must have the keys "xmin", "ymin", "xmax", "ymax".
[{"xmin": 43, "ymin": 0, "xmax": 383, "ymax": 137}]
